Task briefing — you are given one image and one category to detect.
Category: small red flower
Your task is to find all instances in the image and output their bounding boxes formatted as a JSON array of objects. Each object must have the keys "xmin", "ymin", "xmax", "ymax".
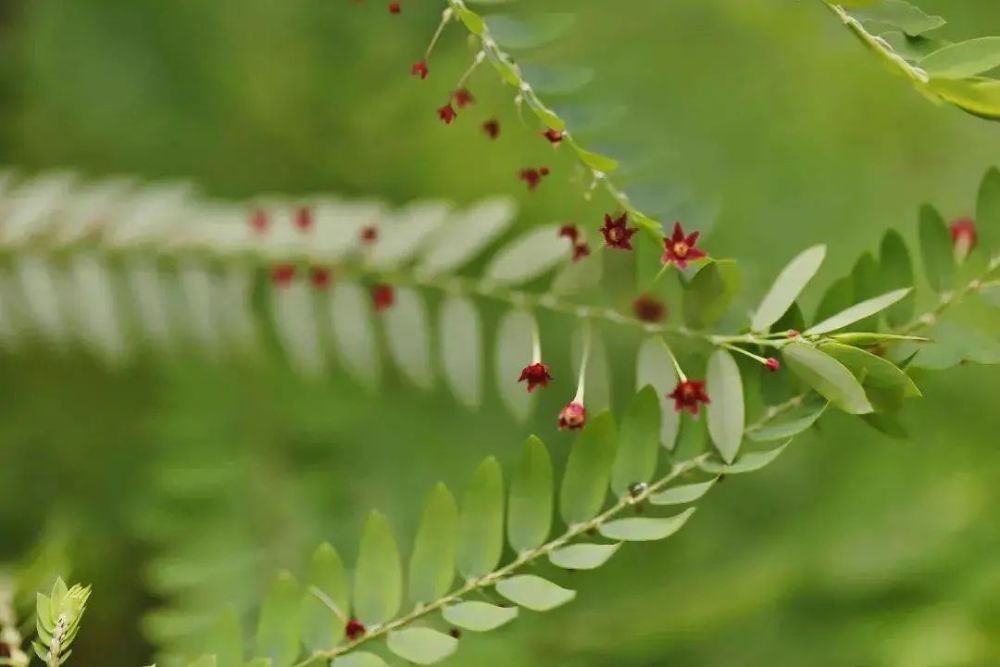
[
  {"xmin": 950, "ymin": 217, "xmax": 977, "ymax": 262},
  {"xmin": 294, "ymin": 206, "xmax": 313, "ymax": 232},
  {"xmin": 438, "ymin": 103, "xmax": 457, "ymax": 124},
  {"xmin": 453, "ymin": 88, "xmax": 475, "ymax": 108},
  {"xmin": 519, "ymin": 168, "xmax": 549, "ymax": 191},
  {"xmin": 271, "ymin": 264, "xmax": 296, "ymax": 287},
  {"xmin": 345, "ymin": 618, "xmax": 366, "ymax": 641},
  {"xmin": 310, "ymin": 268, "xmax": 331, "ymax": 289},
  {"xmin": 360, "ymin": 225, "xmax": 378, "ymax": 244},
  {"xmin": 372, "ymin": 284, "xmax": 395, "ymax": 312},
  {"xmin": 388, "ymin": 2, "xmax": 401, "ymax": 13},
  {"xmin": 543, "ymin": 129, "xmax": 564, "ymax": 144},
  {"xmin": 411, "ymin": 60, "xmax": 429, "ymax": 79},
  {"xmin": 787, "ymin": 329, "xmax": 800, "ymax": 339},
  {"xmin": 558, "ymin": 402, "xmax": 587, "ymax": 430},
  {"xmin": 539, "ymin": 166, "xmax": 550, "ymax": 176},
  {"xmin": 765, "ymin": 357, "xmax": 780, "ymax": 372},
  {"xmin": 600, "ymin": 212, "xmax": 637, "ymax": 250},
  {"xmin": 250, "ymin": 208, "xmax": 269, "ymax": 235},
  {"xmin": 633, "ymin": 294, "xmax": 666, "ymax": 323},
  {"xmin": 518, "ymin": 362, "xmax": 552, "ymax": 392},
  {"xmin": 668, "ymin": 379, "xmax": 710, "ymax": 416},
  {"xmin": 558, "ymin": 225, "xmax": 579, "ymax": 242},
  {"xmin": 483, "ymin": 119, "xmax": 500, "ymax": 139},
  {"xmin": 661, "ymin": 222, "xmax": 707, "ymax": 269},
  {"xmin": 572, "ymin": 243, "xmax": 591, "ymax": 262}
]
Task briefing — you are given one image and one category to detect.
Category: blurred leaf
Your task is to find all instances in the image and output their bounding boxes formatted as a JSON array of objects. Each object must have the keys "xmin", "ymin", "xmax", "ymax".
[
  {"xmin": 813, "ymin": 276, "xmax": 854, "ymax": 326},
  {"xmin": 559, "ymin": 411, "xmax": 617, "ymax": 525},
  {"xmin": 409, "ymin": 484, "xmax": 457, "ymax": 604},
  {"xmin": 301, "ymin": 544, "xmax": 349, "ymax": 653},
  {"xmin": 751, "ymin": 246, "xmax": 826, "ymax": 332},
  {"xmin": 386, "ymin": 628, "xmax": 458, "ymax": 665},
  {"xmin": 518, "ymin": 64, "xmax": 594, "ymax": 95},
  {"xmin": 186, "ymin": 656, "xmax": 216, "ymax": 667},
  {"xmin": 598, "ymin": 508, "xmax": 696, "ymax": 542},
  {"xmin": 746, "ymin": 401, "xmax": 827, "ymax": 442},
  {"xmin": 486, "ymin": 14, "xmax": 574, "ymax": 50},
  {"xmin": 417, "ymin": 198, "xmax": 516, "ymax": 277},
  {"xmin": 329, "ymin": 282, "xmax": 380, "ymax": 388},
  {"xmin": 705, "ymin": 349, "xmax": 745, "ymax": 464},
  {"xmin": 977, "ymin": 166, "xmax": 1000, "ymax": 254},
  {"xmin": 850, "ymin": 252, "xmax": 881, "ymax": 330},
  {"xmin": 919, "ymin": 38, "xmax": 1000, "ymax": 79},
  {"xmin": 806, "ymin": 288, "xmax": 912, "ymax": 335},
  {"xmin": 486, "ymin": 226, "xmax": 569, "ymax": 285},
  {"xmin": 699, "ymin": 440, "xmax": 791, "ymax": 475},
  {"xmin": 457, "ymin": 458, "xmax": 504, "ymax": 580},
  {"xmin": 507, "ymin": 435, "xmax": 553, "ymax": 553},
  {"xmin": 548, "ymin": 543, "xmax": 620, "ymax": 570},
  {"xmin": 649, "ymin": 478, "xmax": 718, "ymax": 506},
  {"xmin": 783, "ymin": 343, "xmax": 874, "ymax": 414},
  {"xmin": 635, "ymin": 338, "xmax": 680, "ymax": 450},
  {"xmin": 455, "ymin": 7, "xmax": 485, "ymax": 35},
  {"xmin": 442, "ymin": 602, "xmax": 518, "ymax": 632},
  {"xmin": 878, "ymin": 230, "xmax": 915, "ymax": 327},
  {"xmin": 369, "ymin": 203, "xmax": 449, "ymax": 270},
  {"xmin": 255, "ymin": 571, "xmax": 301, "ymax": 667},
  {"xmin": 881, "ymin": 31, "xmax": 949, "ymax": 60},
  {"xmin": 909, "ymin": 321, "xmax": 1000, "ymax": 368},
  {"xmin": 383, "ymin": 287, "xmax": 433, "ymax": 389},
  {"xmin": 918, "ymin": 204, "xmax": 956, "ymax": 292},
  {"xmin": 929, "ymin": 77, "xmax": 1000, "ymax": 121},
  {"xmin": 610, "ymin": 387, "xmax": 661, "ymax": 497},
  {"xmin": 332, "ymin": 653, "xmax": 387, "ymax": 667},
  {"xmin": 819, "ymin": 342, "xmax": 922, "ymax": 397},
  {"xmin": 573, "ymin": 145, "xmax": 619, "ymax": 173},
  {"xmin": 354, "ymin": 512, "xmax": 402, "ymax": 626},
  {"xmin": 439, "ymin": 296, "xmax": 482, "ymax": 408},
  {"xmin": 495, "ymin": 575, "xmax": 575, "ymax": 611},
  {"xmin": 494, "ymin": 310, "xmax": 535, "ymax": 421},
  {"xmin": 853, "ymin": 0, "xmax": 946, "ymax": 35},
  {"xmin": 683, "ymin": 260, "xmax": 741, "ymax": 329},
  {"xmin": 209, "ymin": 608, "xmax": 243, "ymax": 667}
]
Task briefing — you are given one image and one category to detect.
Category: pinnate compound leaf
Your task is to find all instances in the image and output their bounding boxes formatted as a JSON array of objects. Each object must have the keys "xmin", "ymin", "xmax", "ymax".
[
  {"xmin": 301, "ymin": 543, "xmax": 349, "ymax": 652},
  {"xmin": 439, "ymin": 296, "xmax": 482, "ymax": 408},
  {"xmin": 387, "ymin": 628, "xmax": 458, "ymax": 665},
  {"xmin": 457, "ymin": 458, "xmax": 504, "ymax": 580},
  {"xmin": 485, "ymin": 225, "xmax": 570, "ymax": 285},
  {"xmin": 649, "ymin": 479, "xmax": 718, "ymax": 506},
  {"xmin": 699, "ymin": 440, "xmax": 792, "ymax": 474},
  {"xmin": 920, "ymin": 37, "xmax": 1000, "ymax": 79},
  {"xmin": 442, "ymin": 602, "xmax": 518, "ymax": 632},
  {"xmin": 918, "ymin": 204, "xmax": 955, "ymax": 293},
  {"xmin": 705, "ymin": 349, "xmax": 744, "ymax": 464},
  {"xmin": 332, "ymin": 653, "xmax": 387, "ymax": 667},
  {"xmin": 369, "ymin": 202, "xmax": 449, "ymax": 270},
  {"xmin": 599, "ymin": 508, "xmax": 696, "ymax": 542},
  {"xmin": 610, "ymin": 386, "xmax": 661, "ymax": 497},
  {"xmin": 560, "ymin": 411, "xmax": 618, "ymax": 526},
  {"xmin": 805, "ymin": 288, "xmax": 912, "ymax": 335},
  {"xmin": 255, "ymin": 571, "xmax": 301, "ymax": 667},
  {"xmin": 495, "ymin": 575, "xmax": 575, "ymax": 611},
  {"xmin": 636, "ymin": 337, "xmax": 680, "ymax": 449},
  {"xmin": 548, "ymin": 543, "xmax": 621, "ymax": 570},
  {"xmin": 783, "ymin": 343, "xmax": 873, "ymax": 414},
  {"xmin": 751, "ymin": 245, "xmax": 826, "ymax": 332},
  {"xmin": 508, "ymin": 435, "xmax": 553, "ymax": 553},
  {"xmin": 409, "ymin": 484, "xmax": 458, "ymax": 604},
  {"xmin": 354, "ymin": 512, "xmax": 402, "ymax": 626}
]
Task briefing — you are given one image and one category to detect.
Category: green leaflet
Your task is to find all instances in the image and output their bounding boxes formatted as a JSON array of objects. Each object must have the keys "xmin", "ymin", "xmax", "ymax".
[
  {"xmin": 783, "ymin": 343, "xmax": 873, "ymax": 414},
  {"xmin": 598, "ymin": 508, "xmax": 696, "ymax": 542},
  {"xmin": 507, "ymin": 436, "xmax": 553, "ymax": 553},
  {"xmin": 746, "ymin": 402, "xmax": 827, "ymax": 442},
  {"xmin": 495, "ymin": 575, "xmax": 575, "ymax": 611},
  {"xmin": 493, "ymin": 310, "xmax": 535, "ymax": 421},
  {"xmin": 751, "ymin": 245, "xmax": 826, "ymax": 332},
  {"xmin": 850, "ymin": 252, "xmax": 881, "ymax": 331},
  {"xmin": 878, "ymin": 230, "xmax": 915, "ymax": 327},
  {"xmin": 519, "ymin": 64, "xmax": 595, "ymax": 96},
  {"xmin": 699, "ymin": 440, "xmax": 792, "ymax": 475},
  {"xmin": 559, "ymin": 411, "xmax": 618, "ymax": 526},
  {"xmin": 819, "ymin": 343, "xmax": 921, "ymax": 398},
  {"xmin": 929, "ymin": 77, "xmax": 1000, "ymax": 122},
  {"xmin": 852, "ymin": 0, "xmax": 945, "ymax": 36},
  {"xmin": 548, "ymin": 543, "xmax": 621, "ymax": 570},
  {"xmin": 918, "ymin": 204, "xmax": 956, "ymax": 292},
  {"xmin": 705, "ymin": 349, "xmax": 744, "ymax": 464},
  {"xmin": 455, "ymin": 6, "xmax": 485, "ymax": 35},
  {"xmin": 813, "ymin": 277, "xmax": 854, "ymax": 334},
  {"xmin": 573, "ymin": 145, "xmax": 619, "ymax": 173},
  {"xmin": 635, "ymin": 338, "xmax": 680, "ymax": 450},
  {"xmin": 208, "ymin": 608, "xmax": 244, "ymax": 667},
  {"xmin": 301, "ymin": 543, "xmax": 349, "ymax": 653},
  {"xmin": 610, "ymin": 386, "xmax": 661, "ymax": 496},
  {"xmin": 417, "ymin": 197, "xmax": 516, "ymax": 277},
  {"xmin": 683, "ymin": 260, "xmax": 741, "ymax": 329},
  {"xmin": 442, "ymin": 601, "xmax": 518, "ymax": 632},
  {"xmin": 648, "ymin": 478, "xmax": 718, "ymax": 506},
  {"xmin": 457, "ymin": 458, "xmax": 504, "ymax": 579},
  {"xmin": 387, "ymin": 628, "xmax": 458, "ymax": 665},
  {"xmin": 354, "ymin": 512, "xmax": 402, "ymax": 626},
  {"xmin": 409, "ymin": 484, "xmax": 458, "ymax": 604},
  {"xmin": 977, "ymin": 167, "xmax": 1000, "ymax": 255},
  {"xmin": 186, "ymin": 656, "xmax": 217, "ymax": 667},
  {"xmin": 805, "ymin": 288, "xmax": 912, "ymax": 335},
  {"xmin": 485, "ymin": 225, "xmax": 569, "ymax": 285},
  {"xmin": 438, "ymin": 296, "xmax": 482, "ymax": 408},
  {"xmin": 486, "ymin": 14, "xmax": 574, "ymax": 50},
  {"xmin": 332, "ymin": 653, "xmax": 387, "ymax": 667},
  {"xmin": 255, "ymin": 571, "xmax": 301, "ymax": 667},
  {"xmin": 920, "ymin": 37, "xmax": 1000, "ymax": 79}
]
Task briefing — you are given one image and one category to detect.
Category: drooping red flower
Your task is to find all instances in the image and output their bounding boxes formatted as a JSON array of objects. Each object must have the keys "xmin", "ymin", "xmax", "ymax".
[
  {"xmin": 453, "ymin": 88, "xmax": 475, "ymax": 108},
  {"xmin": 661, "ymin": 222, "xmax": 707, "ymax": 269},
  {"xmin": 668, "ymin": 379, "xmax": 710, "ymax": 416},
  {"xmin": 310, "ymin": 268, "xmax": 331, "ymax": 289},
  {"xmin": 632, "ymin": 294, "xmax": 666, "ymax": 322},
  {"xmin": 950, "ymin": 217, "xmax": 977, "ymax": 262},
  {"xmin": 271, "ymin": 264, "xmax": 296, "ymax": 287},
  {"xmin": 360, "ymin": 225, "xmax": 378, "ymax": 244},
  {"xmin": 411, "ymin": 60, "xmax": 429, "ymax": 79},
  {"xmin": 558, "ymin": 402, "xmax": 587, "ymax": 430},
  {"xmin": 543, "ymin": 129, "xmax": 564, "ymax": 144},
  {"xmin": 250, "ymin": 208, "xmax": 269, "ymax": 235},
  {"xmin": 372, "ymin": 284, "xmax": 395, "ymax": 312},
  {"xmin": 345, "ymin": 618, "xmax": 366, "ymax": 641},
  {"xmin": 600, "ymin": 212, "xmax": 637, "ymax": 250},
  {"xmin": 294, "ymin": 206, "xmax": 313, "ymax": 232},
  {"xmin": 765, "ymin": 357, "xmax": 780, "ymax": 372},
  {"xmin": 388, "ymin": 2, "xmax": 401, "ymax": 13},
  {"xmin": 558, "ymin": 225, "xmax": 579, "ymax": 242},
  {"xmin": 483, "ymin": 119, "xmax": 500, "ymax": 139},
  {"xmin": 438, "ymin": 103, "xmax": 457, "ymax": 124},
  {"xmin": 572, "ymin": 243, "xmax": 591, "ymax": 262},
  {"xmin": 519, "ymin": 167, "xmax": 549, "ymax": 191},
  {"xmin": 518, "ymin": 362, "xmax": 552, "ymax": 392}
]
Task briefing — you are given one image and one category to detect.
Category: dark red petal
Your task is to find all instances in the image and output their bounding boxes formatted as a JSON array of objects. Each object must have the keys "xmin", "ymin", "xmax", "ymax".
[
  {"xmin": 685, "ymin": 230, "xmax": 700, "ymax": 246},
  {"xmin": 671, "ymin": 222, "xmax": 685, "ymax": 243}
]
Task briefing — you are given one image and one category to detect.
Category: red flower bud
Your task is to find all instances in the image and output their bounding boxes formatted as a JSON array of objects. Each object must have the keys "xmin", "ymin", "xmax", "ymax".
[
  {"xmin": 539, "ymin": 166, "xmax": 550, "ymax": 176},
  {"xmin": 787, "ymin": 329, "xmax": 800, "ymax": 339},
  {"xmin": 518, "ymin": 362, "xmax": 552, "ymax": 392},
  {"xmin": 950, "ymin": 217, "xmax": 977, "ymax": 263},
  {"xmin": 294, "ymin": 206, "xmax": 313, "ymax": 232},
  {"xmin": 543, "ymin": 129, "xmax": 564, "ymax": 144},
  {"xmin": 519, "ymin": 167, "xmax": 549, "ymax": 191},
  {"xmin": 310, "ymin": 268, "xmax": 331, "ymax": 289},
  {"xmin": 411, "ymin": 61, "xmax": 429, "ymax": 79},
  {"xmin": 453, "ymin": 88, "xmax": 475, "ymax": 108},
  {"xmin": 483, "ymin": 119, "xmax": 500, "ymax": 139},
  {"xmin": 271, "ymin": 264, "xmax": 296, "ymax": 287},
  {"xmin": 250, "ymin": 208, "xmax": 269, "ymax": 235},
  {"xmin": 372, "ymin": 284, "xmax": 395, "ymax": 312},
  {"xmin": 558, "ymin": 224, "xmax": 580, "ymax": 242},
  {"xmin": 388, "ymin": 2, "xmax": 401, "ymax": 13},
  {"xmin": 765, "ymin": 357, "xmax": 780, "ymax": 372},
  {"xmin": 558, "ymin": 401, "xmax": 587, "ymax": 430},
  {"xmin": 632, "ymin": 294, "xmax": 666, "ymax": 323},
  {"xmin": 437, "ymin": 103, "xmax": 457, "ymax": 124},
  {"xmin": 360, "ymin": 225, "xmax": 379, "ymax": 244},
  {"xmin": 572, "ymin": 243, "xmax": 590, "ymax": 262},
  {"xmin": 345, "ymin": 618, "xmax": 366, "ymax": 641}
]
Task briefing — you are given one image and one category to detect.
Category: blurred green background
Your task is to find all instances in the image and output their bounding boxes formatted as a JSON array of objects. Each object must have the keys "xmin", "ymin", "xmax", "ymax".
[{"xmin": 1, "ymin": 0, "xmax": 999, "ymax": 666}]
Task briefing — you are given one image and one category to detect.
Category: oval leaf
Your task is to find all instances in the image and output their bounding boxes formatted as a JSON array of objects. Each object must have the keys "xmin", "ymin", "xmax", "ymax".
[
  {"xmin": 705, "ymin": 349, "xmax": 744, "ymax": 464},
  {"xmin": 636, "ymin": 337, "xmax": 680, "ymax": 449},
  {"xmin": 439, "ymin": 296, "xmax": 482, "ymax": 408},
  {"xmin": 442, "ymin": 602, "xmax": 518, "ymax": 632},
  {"xmin": 649, "ymin": 478, "xmax": 718, "ymax": 506},
  {"xmin": 301, "ymin": 543, "xmax": 349, "ymax": 653},
  {"xmin": 333, "ymin": 653, "xmax": 387, "ymax": 667},
  {"xmin": 486, "ymin": 14, "xmax": 574, "ymax": 50},
  {"xmin": 598, "ymin": 508, "xmax": 696, "ymax": 542},
  {"xmin": 255, "ymin": 572, "xmax": 301, "ymax": 667},
  {"xmin": 328, "ymin": 282, "xmax": 380, "ymax": 388},
  {"xmin": 208, "ymin": 608, "xmax": 244, "ymax": 667},
  {"xmin": 918, "ymin": 204, "xmax": 955, "ymax": 293},
  {"xmin": 409, "ymin": 484, "xmax": 458, "ymax": 604},
  {"xmin": 353, "ymin": 512, "xmax": 402, "ymax": 626},
  {"xmin": 457, "ymin": 458, "xmax": 504, "ymax": 580},
  {"xmin": 699, "ymin": 441, "xmax": 791, "ymax": 474},
  {"xmin": 610, "ymin": 386, "xmax": 661, "ymax": 496},
  {"xmin": 806, "ymin": 288, "xmax": 912, "ymax": 336},
  {"xmin": 751, "ymin": 245, "xmax": 826, "ymax": 332},
  {"xmin": 976, "ymin": 167, "xmax": 999, "ymax": 257},
  {"xmin": 417, "ymin": 197, "xmax": 516, "ymax": 277},
  {"xmin": 819, "ymin": 342, "xmax": 921, "ymax": 397},
  {"xmin": 387, "ymin": 628, "xmax": 458, "ymax": 665},
  {"xmin": 920, "ymin": 37, "xmax": 1000, "ymax": 79},
  {"xmin": 548, "ymin": 543, "xmax": 620, "ymax": 570},
  {"xmin": 746, "ymin": 402, "xmax": 827, "ymax": 442},
  {"xmin": 878, "ymin": 230, "xmax": 915, "ymax": 328},
  {"xmin": 485, "ymin": 225, "xmax": 570, "ymax": 285},
  {"xmin": 507, "ymin": 435, "xmax": 553, "ymax": 553},
  {"xmin": 383, "ymin": 287, "xmax": 433, "ymax": 389},
  {"xmin": 559, "ymin": 411, "xmax": 618, "ymax": 526},
  {"xmin": 495, "ymin": 575, "xmax": 575, "ymax": 612},
  {"xmin": 783, "ymin": 343, "xmax": 873, "ymax": 414},
  {"xmin": 494, "ymin": 310, "xmax": 535, "ymax": 421}
]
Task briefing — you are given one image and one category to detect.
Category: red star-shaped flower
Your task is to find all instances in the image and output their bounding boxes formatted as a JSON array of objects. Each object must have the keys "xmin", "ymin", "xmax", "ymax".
[
  {"xmin": 558, "ymin": 402, "xmax": 586, "ymax": 430},
  {"xmin": 453, "ymin": 88, "xmax": 474, "ymax": 108},
  {"xmin": 661, "ymin": 222, "xmax": 706, "ymax": 269},
  {"xmin": 294, "ymin": 206, "xmax": 313, "ymax": 232},
  {"xmin": 632, "ymin": 294, "xmax": 666, "ymax": 322},
  {"xmin": 600, "ymin": 212, "xmax": 637, "ymax": 250},
  {"xmin": 518, "ymin": 362, "xmax": 552, "ymax": 392},
  {"xmin": 345, "ymin": 618, "xmax": 366, "ymax": 641},
  {"xmin": 668, "ymin": 379, "xmax": 710, "ymax": 416},
  {"xmin": 950, "ymin": 217, "xmax": 977, "ymax": 262},
  {"xmin": 271, "ymin": 264, "xmax": 296, "ymax": 287},
  {"xmin": 543, "ymin": 129, "xmax": 564, "ymax": 144},
  {"xmin": 372, "ymin": 284, "xmax": 395, "ymax": 312},
  {"xmin": 438, "ymin": 103, "xmax": 457, "ymax": 124},
  {"xmin": 483, "ymin": 119, "xmax": 500, "ymax": 139},
  {"xmin": 411, "ymin": 61, "xmax": 429, "ymax": 79},
  {"xmin": 388, "ymin": 2, "xmax": 401, "ymax": 13},
  {"xmin": 360, "ymin": 225, "xmax": 378, "ymax": 244},
  {"xmin": 572, "ymin": 243, "xmax": 590, "ymax": 262}
]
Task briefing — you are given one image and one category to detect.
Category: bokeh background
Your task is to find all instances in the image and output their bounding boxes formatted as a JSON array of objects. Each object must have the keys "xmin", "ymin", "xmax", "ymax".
[{"xmin": 1, "ymin": 0, "xmax": 999, "ymax": 665}]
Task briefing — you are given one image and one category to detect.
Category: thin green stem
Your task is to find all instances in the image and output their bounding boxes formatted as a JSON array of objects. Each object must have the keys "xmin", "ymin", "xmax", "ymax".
[{"xmin": 897, "ymin": 265, "xmax": 999, "ymax": 335}]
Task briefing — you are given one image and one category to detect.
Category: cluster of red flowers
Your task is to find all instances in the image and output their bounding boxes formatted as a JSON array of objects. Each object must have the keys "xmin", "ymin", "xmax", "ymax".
[
  {"xmin": 558, "ymin": 224, "xmax": 590, "ymax": 261},
  {"xmin": 519, "ymin": 167, "xmax": 550, "ymax": 191}
]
